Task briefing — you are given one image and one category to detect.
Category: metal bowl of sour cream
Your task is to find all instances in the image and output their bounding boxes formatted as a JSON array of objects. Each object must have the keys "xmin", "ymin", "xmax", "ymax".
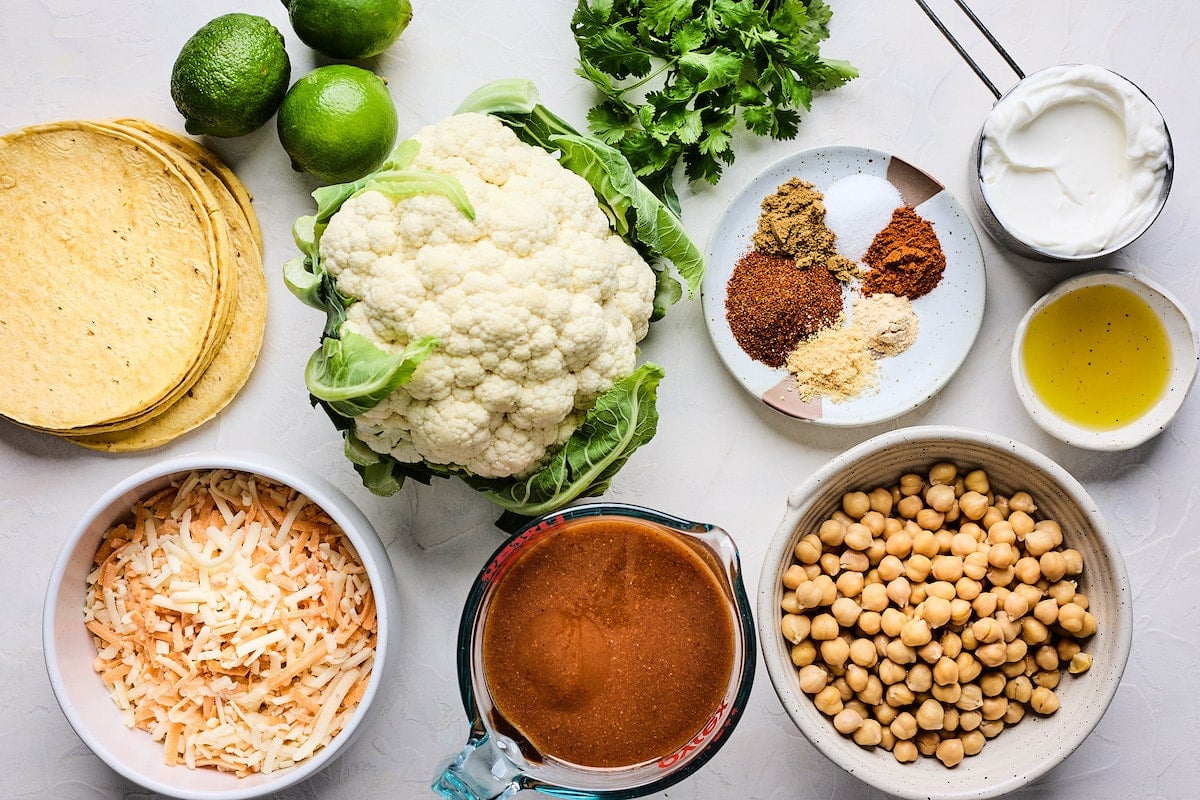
[{"xmin": 970, "ymin": 64, "xmax": 1173, "ymax": 262}]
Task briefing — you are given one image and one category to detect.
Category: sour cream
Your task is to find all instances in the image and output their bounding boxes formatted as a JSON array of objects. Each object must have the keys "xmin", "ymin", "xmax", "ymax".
[{"xmin": 978, "ymin": 64, "xmax": 1170, "ymax": 257}]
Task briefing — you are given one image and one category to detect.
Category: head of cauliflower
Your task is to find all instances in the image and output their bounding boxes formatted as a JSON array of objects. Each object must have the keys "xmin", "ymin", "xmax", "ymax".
[{"xmin": 317, "ymin": 112, "xmax": 657, "ymax": 479}]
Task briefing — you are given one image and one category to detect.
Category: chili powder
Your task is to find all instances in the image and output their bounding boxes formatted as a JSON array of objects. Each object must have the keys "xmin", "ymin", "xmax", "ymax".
[
  {"xmin": 861, "ymin": 206, "xmax": 946, "ymax": 299},
  {"xmin": 725, "ymin": 251, "xmax": 844, "ymax": 368}
]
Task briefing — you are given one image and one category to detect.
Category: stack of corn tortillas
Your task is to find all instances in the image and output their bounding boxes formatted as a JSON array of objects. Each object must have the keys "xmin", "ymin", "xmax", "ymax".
[{"xmin": 0, "ymin": 118, "xmax": 266, "ymax": 451}]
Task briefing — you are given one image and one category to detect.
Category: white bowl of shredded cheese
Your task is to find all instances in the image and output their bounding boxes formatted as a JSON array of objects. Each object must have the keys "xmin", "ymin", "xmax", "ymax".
[{"xmin": 43, "ymin": 451, "xmax": 399, "ymax": 799}]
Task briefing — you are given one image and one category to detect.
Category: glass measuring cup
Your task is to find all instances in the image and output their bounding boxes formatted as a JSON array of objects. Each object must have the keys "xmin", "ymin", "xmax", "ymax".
[{"xmin": 431, "ymin": 502, "xmax": 756, "ymax": 799}]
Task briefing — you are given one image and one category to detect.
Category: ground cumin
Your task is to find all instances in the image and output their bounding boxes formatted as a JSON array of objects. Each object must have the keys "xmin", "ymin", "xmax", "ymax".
[
  {"xmin": 753, "ymin": 177, "xmax": 860, "ymax": 282},
  {"xmin": 725, "ymin": 251, "xmax": 843, "ymax": 368},
  {"xmin": 862, "ymin": 206, "xmax": 946, "ymax": 299}
]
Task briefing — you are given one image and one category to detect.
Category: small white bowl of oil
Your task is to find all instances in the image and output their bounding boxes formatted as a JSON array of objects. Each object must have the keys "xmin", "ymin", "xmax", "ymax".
[{"xmin": 1012, "ymin": 270, "xmax": 1198, "ymax": 450}]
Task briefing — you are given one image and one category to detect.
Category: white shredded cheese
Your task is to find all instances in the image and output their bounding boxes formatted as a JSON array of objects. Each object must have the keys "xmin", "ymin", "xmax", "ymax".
[{"xmin": 84, "ymin": 469, "xmax": 377, "ymax": 777}]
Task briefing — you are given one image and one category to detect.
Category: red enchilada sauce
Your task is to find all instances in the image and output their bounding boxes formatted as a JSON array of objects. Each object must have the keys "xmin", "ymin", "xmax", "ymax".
[{"xmin": 481, "ymin": 516, "xmax": 737, "ymax": 768}]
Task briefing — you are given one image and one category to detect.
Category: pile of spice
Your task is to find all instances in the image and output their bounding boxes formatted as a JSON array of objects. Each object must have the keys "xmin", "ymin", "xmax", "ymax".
[
  {"xmin": 862, "ymin": 206, "xmax": 946, "ymax": 299},
  {"xmin": 725, "ymin": 251, "xmax": 843, "ymax": 368},
  {"xmin": 786, "ymin": 292, "xmax": 920, "ymax": 402},
  {"xmin": 723, "ymin": 171, "xmax": 946, "ymax": 407},
  {"xmin": 752, "ymin": 177, "xmax": 860, "ymax": 281}
]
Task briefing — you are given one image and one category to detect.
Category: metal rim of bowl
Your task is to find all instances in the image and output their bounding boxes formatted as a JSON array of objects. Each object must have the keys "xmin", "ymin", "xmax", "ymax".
[
  {"xmin": 756, "ymin": 424, "xmax": 1134, "ymax": 800},
  {"xmin": 41, "ymin": 450, "xmax": 398, "ymax": 800}
]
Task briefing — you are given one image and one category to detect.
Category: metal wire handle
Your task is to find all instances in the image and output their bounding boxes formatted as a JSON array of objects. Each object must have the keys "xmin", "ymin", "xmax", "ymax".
[{"xmin": 914, "ymin": 0, "xmax": 1025, "ymax": 98}]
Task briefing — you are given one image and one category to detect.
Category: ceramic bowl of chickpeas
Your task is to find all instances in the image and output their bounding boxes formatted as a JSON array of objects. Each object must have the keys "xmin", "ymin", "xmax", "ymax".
[{"xmin": 757, "ymin": 425, "xmax": 1132, "ymax": 800}]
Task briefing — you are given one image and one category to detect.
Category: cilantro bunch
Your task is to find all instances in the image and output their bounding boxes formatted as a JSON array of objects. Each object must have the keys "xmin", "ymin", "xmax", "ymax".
[{"xmin": 572, "ymin": 0, "xmax": 857, "ymax": 211}]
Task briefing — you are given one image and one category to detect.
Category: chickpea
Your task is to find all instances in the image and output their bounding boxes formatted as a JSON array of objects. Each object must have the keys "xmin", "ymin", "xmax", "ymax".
[
  {"xmin": 933, "ymin": 656, "xmax": 959, "ymax": 686},
  {"xmin": 1030, "ymin": 686, "xmax": 1060, "ymax": 715},
  {"xmin": 1055, "ymin": 638, "xmax": 1081, "ymax": 662},
  {"xmin": 814, "ymin": 685, "xmax": 844, "ymax": 715},
  {"xmin": 906, "ymin": 662, "xmax": 933, "ymax": 693},
  {"xmin": 843, "ymin": 523, "xmax": 873, "ymax": 551},
  {"xmin": 915, "ymin": 731, "xmax": 941, "ymax": 756},
  {"xmin": 850, "ymin": 637, "xmax": 879, "ymax": 668},
  {"xmin": 875, "ymin": 554, "xmax": 904, "ymax": 583},
  {"xmin": 833, "ymin": 707, "xmax": 865, "ymax": 735},
  {"xmin": 813, "ymin": 574, "xmax": 838, "ymax": 606},
  {"xmin": 941, "ymin": 631, "xmax": 963, "ymax": 659},
  {"xmin": 860, "ymin": 582, "xmax": 889, "ymax": 612},
  {"xmin": 981, "ymin": 695, "xmax": 1008, "ymax": 721},
  {"xmin": 881, "ymin": 608, "xmax": 907, "ymax": 638},
  {"xmin": 886, "ymin": 683, "xmax": 915, "ymax": 708},
  {"xmin": 912, "ymin": 528, "xmax": 939, "ymax": 556},
  {"xmin": 901, "ymin": 618, "xmax": 933, "ymax": 648},
  {"xmin": 1057, "ymin": 603, "xmax": 1087, "ymax": 635},
  {"xmin": 926, "ymin": 483, "xmax": 957, "ymax": 513},
  {"xmin": 963, "ymin": 550, "xmax": 990, "ymax": 581},
  {"xmin": 794, "ymin": 534, "xmax": 823, "ymax": 564},
  {"xmin": 957, "ymin": 491, "xmax": 988, "ymax": 521},
  {"xmin": 848, "ymin": 717, "xmax": 880, "ymax": 746},
  {"xmin": 1039, "ymin": 550, "xmax": 1067, "ymax": 582},
  {"xmin": 885, "ymin": 529, "xmax": 914, "ymax": 558},
  {"xmin": 962, "ymin": 729, "xmax": 986, "ymax": 756},
  {"xmin": 893, "ymin": 739, "xmax": 919, "ymax": 763},
  {"xmin": 942, "ymin": 707, "xmax": 960, "ymax": 732},
  {"xmin": 959, "ymin": 710, "xmax": 982, "ymax": 732},
  {"xmin": 857, "ymin": 610, "xmax": 883, "ymax": 636},
  {"xmin": 935, "ymin": 737, "xmax": 965, "ymax": 767},
  {"xmin": 875, "ymin": 702, "xmax": 899, "ymax": 727},
  {"xmin": 886, "ymin": 639, "xmax": 918, "ymax": 666},
  {"xmin": 819, "ymin": 552, "xmax": 841, "ymax": 576},
  {"xmin": 899, "ymin": 472, "xmax": 924, "ymax": 496},
  {"xmin": 976, "ymin": 642, "xmax": 1007, "ymax": 668},
  {"xmin": 866, "ymin": 538, "xmax": 888, "ymax": 566},
  {"xmin": 890, "ymin": 710, "xmax": 918, "ymax": 740},
  {"xmin": 909, "ymin": 583, "xmax": 927, "ymax": 605},
  {"xmin": 781, "ymin": 614, "xmax": 810, "ymax": 644},
  {"xmin": 980, "ymin": 719, "xmax": 1005, "ymax": 739},
  {"xmin": 931, "ymin": 681, "xmax": 962, "ymax": 704},
  {"xmin": 1069, "ymin": 652, "xmax": 1093, "ymax": 674},
  {"xmin": 922, "ymin": 596, "xmax": 953, "ymax": 629},
  {"xmin": 835, "ymin": 568, "xmax": 864, "ymax": 599},
  {"xmin": 1062, "ymin": 548, "xmax": 1084, "ymax": 575},
  {"xmin": 905, "ymin": 554, "xmax": 932, "ymax": 583},
  {"xmin": 858, "ymin": 675, "xmax": 885, "ymax": 706},
  {"xmin": 1020, "ymin": 617, "xmax": 1050, "ymax": 646},
  {"xmin": 980, "ymin": 506, "xmax": 1005, "ymax": 530},
  {"xmin": 794, "ymin": 581, "xmax": 822, "ymax": 611},
  {"xmin": 830, "ymin": 596, "xmax": 862, "ymax": 628},
  {"xmin": 798, "ymin": 664, "xmax": 829, "ymax": 694},
  {"xmin": 868, "ymin": 487, "xmax": 894, "ymax": 515},
  {"xmin": 987, "ymin": 564, "xmax": 1016, "ymax": 588},
  {"xmin": 916, "ymin": 639, "xmax": 943, "ymax": 665},
  {"xmin": 821, "ymin": 637, "xmax": 851, "ymax": 669},
  {"xmin": 832, "ymin": 677, "xmax": 854, "ymax": 701},
  {"xmin": 886, "ymin": 576, "xmax": 912, "ymax": 608},
  {"xmin": 1033, "ymin": 669, "xmax": 1061, "ymax": 690},
  {"xmin": 842, "ymin": 491, "xmax": 870, "ymax": 519},
  {"xmin": 1048, "ymin": 579, "xmax": 1077, "ymax": 606},
  {"xmin": 1003, "ymin": 591, "xmax": 1031, "ymax": 620},
  {"xmin": 897, "ymin": 494, "xmax": 924, "ymax": 519},
  {"xmin": 878, "ymin": 658, "xmax": 907, "ymax": 686},
  {"xmin": 1013, "ymin": 556, "xmax": 1041, "ymax": 586},
  {"xmin": 915, "ymin": 698, "xmax": 945, "ymax": 730},
  {"xmin": 931, "ymin": 555, "xmax": 964, "ymax": 583},
  {"xmin": 956, "ymin": 682, "xmax": 983, "ymax": 712},
  {"xmin": 956, "ymin": 652, "xmax": 982, "ymax": 684},
  {"xmin": 1033, "ymin": 597, "xmax": 1060, "ymax": 625},
  {"xmin": 791, "ymin": 640, "xmax": 817, "ymax": 667}
]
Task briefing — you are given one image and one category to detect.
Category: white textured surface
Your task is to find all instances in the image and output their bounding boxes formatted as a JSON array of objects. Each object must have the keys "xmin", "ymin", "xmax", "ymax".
[{"xmin": 1, "ymin": 1, "xmax": 1197, "ymax": 798}]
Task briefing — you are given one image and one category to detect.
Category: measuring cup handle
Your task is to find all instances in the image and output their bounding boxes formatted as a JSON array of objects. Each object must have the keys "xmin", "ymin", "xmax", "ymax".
[{"xmin": 432, "ymin": 733, "xmax": 525, "ymax": 800}]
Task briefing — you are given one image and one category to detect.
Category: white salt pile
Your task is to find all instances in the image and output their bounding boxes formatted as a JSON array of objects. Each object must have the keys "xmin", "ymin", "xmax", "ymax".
[{"xmin": 823, "ymin": 174, "xmax": 903, "ymax": 262}]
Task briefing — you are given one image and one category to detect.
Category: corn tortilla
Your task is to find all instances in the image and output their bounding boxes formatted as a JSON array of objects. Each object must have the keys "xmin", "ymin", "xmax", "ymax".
[
  {"xmin": 68, "ymin": 123, "xmax": 266, "ymax": 451},
  {"xmin": 0, "ymin": 121, "xmax": 232, "ymax": 431}
]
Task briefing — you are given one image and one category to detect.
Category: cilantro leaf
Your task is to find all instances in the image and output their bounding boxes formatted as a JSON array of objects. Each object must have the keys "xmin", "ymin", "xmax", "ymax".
[{"xmin": 572, "ymin": 0, "xmax": 856, "ymax": 207}]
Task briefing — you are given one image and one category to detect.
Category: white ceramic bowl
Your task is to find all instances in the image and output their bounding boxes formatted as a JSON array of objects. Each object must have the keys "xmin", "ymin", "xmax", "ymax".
[
  {"xmin": 43, "ymin": 451, "xmax": 400, "ymax": 800},
  {"xmin": 1012, "ymin": 270, "xmax": 1199, "ymax": 450},
  {"xmin": 758, "ymin": 426, "xmax": 1132, "ymax": 800}
]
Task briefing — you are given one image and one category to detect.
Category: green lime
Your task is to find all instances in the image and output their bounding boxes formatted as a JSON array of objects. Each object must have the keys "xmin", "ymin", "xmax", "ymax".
[
  {"xmin": 170, "ymin": 13, "xmax": 291, "ymax": 138},
  {"xmin": 284, "ymin": 0, "xmax": 413, "ymax": 60},
  {"xmin": 277, "ymin": 65, "xmax": 399, "ymax": 184}
]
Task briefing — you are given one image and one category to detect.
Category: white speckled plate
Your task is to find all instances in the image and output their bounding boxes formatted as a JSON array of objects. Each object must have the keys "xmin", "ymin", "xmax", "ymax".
[{"xmin": 701, "ymin": 145, "xmax": 986, "ymax": 426}]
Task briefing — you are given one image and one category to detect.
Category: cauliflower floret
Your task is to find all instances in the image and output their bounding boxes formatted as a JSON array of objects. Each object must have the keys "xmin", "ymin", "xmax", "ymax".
[{"xmin": 319, "ymin": 112, "xmax": 657, "ymax": 479}]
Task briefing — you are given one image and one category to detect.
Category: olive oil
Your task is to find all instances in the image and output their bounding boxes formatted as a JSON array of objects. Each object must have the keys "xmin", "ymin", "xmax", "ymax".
[{"xmin": 1021, "ymin": 284, "xmax": 1171, "ymax": 430}]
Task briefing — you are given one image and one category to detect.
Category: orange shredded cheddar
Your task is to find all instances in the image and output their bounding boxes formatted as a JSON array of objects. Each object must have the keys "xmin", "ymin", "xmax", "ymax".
[{"xmin": 83, "ymin": 469, "xmax": 377, "ymax": 777}]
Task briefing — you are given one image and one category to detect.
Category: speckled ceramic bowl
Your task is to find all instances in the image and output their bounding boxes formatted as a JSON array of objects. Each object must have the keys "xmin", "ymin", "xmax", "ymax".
[
  {"xmin": 758, "ymin": 426, "xmax": 1132, "ymax": 800},
  {"xmin": 43, "ymin": 451, "xmax": 399, "ymax": 800}
]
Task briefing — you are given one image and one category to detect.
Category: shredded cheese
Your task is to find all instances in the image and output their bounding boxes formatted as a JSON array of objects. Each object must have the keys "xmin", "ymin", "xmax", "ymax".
[{"xmin": 83, "ymin": 469, "xmax": 377, "ymax": 776}]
